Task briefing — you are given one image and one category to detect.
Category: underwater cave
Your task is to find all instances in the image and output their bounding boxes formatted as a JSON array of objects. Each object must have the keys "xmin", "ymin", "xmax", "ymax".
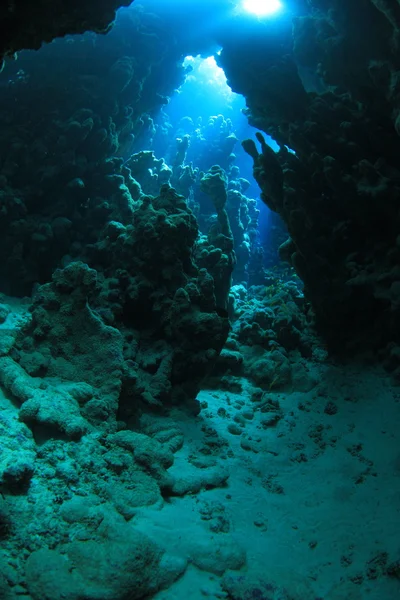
[{"xmin": 0, "ymin": 0, "xmax": 400, "ymax": 598}]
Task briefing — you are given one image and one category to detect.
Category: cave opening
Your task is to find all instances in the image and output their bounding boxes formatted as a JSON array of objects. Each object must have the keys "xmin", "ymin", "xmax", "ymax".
[
  {"xmin": 161, "ymin": 50, "xmax": 287, "ymax": 277},
  {"xmin": 1, "ymin": 2, "xmax": 400, "ymax": 600}
]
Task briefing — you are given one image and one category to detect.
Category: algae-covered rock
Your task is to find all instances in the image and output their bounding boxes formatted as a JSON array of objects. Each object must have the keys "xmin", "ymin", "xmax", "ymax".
[
  {"xmin": 0, "ymin": 388, "xmax": 36, "ymax": 490},
  {"xmin": 25, "ymin": 532, "xmax": 165, "ymax": 600}
]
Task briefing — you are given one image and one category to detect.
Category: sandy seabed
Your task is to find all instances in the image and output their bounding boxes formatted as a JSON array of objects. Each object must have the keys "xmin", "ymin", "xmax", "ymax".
[{"xmin": 150, "ymin": 365, "xmax": 400, "ymax": 599}]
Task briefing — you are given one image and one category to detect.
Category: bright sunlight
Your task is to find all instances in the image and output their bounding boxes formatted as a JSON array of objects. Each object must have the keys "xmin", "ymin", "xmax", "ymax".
[{"xmin": 242, "ymin": 0, "xmax": 283, "ymax": 17}]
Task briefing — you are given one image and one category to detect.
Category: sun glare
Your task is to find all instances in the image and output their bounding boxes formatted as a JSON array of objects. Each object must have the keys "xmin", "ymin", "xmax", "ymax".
[
  {"xmin": 184, "ymin": 55, "xmax": 235, "ymax": 100},
  {"xmin": 242, "ymin": 0, "xmax": 283, "ymax": 16}
]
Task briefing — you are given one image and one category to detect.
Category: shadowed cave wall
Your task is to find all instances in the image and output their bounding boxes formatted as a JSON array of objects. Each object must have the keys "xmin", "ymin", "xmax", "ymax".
[
  {"xmin": 0, "ymin": 0, "xmax": 132, "ymax": 69},
  {"xmin": 218, "ymin": 0, "xmax": 400, "ymax": 365}
]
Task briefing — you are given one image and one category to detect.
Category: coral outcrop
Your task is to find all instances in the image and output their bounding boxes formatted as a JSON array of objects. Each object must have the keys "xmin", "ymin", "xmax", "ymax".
[
  {"xmin": 200, "ymin": 165, "xmax": 236, "ymax": 311},
  {"xmin": 0, "ymin": 8, "xmax": 186, "ymax": 295},
  {"xmin": 209, "ymin": 274, "xmax": 321, "ymax": 394},
  {"xmin": 1, "ymin": 187, "xmax": 230, "ymax": 429}
]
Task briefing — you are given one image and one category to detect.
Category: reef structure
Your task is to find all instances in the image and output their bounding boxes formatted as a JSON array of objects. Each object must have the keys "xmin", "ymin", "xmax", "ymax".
[{"xmin": 218, "ymin": 0, "xmax": 400, "ymax": 360}]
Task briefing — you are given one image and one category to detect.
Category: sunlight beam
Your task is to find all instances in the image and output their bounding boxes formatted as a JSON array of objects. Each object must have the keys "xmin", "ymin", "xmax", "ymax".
[{"xmin": 242, "ymin": 0, "xmax": 283, "ymax": 17}]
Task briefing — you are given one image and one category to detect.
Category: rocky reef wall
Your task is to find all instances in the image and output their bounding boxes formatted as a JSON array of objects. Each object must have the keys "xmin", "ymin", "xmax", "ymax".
[
  {"xmin": 0, "ymin": 5, "xmax": 240, "ymax": 416},
  {"xmin": 217, "ymin": 0, "xmax": 400, "ymax": 360}
]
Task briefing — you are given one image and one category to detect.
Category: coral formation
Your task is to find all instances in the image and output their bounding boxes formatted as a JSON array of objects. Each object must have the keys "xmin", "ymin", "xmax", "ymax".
[
  {"xmin": 200, "ymin": 165, "xmax": 236, "ymax": 311},
  {"xmin": 208, "ymin": 274, "xmax": 320, "ymax": 394}
]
